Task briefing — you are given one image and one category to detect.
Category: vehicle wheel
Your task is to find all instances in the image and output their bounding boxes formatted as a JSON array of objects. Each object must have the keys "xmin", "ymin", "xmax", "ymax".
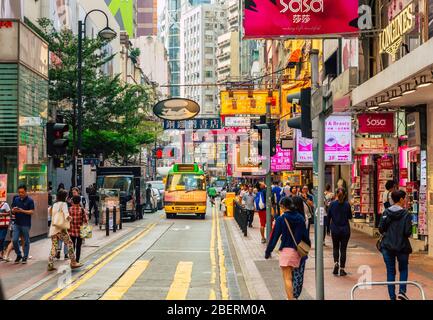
[{"xmin": 200, "ymin": 214, "xmax": 205, "ymax": 220}]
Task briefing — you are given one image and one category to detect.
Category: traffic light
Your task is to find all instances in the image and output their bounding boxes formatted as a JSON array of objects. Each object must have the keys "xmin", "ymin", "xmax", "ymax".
[
  {"xmin": 155, "ymin": 148, "xmax": 163, "ymax": 159},
  {"xmin": 47, "ymin": 122, "xmax": 69, "ymax": 156},
  {"xmin": 287, "ymin": 87, "xmax": 312, "ymax": 139},
  {"xmin": 254, "ymin": 117, "xmax": 277, "ymax": 157}
]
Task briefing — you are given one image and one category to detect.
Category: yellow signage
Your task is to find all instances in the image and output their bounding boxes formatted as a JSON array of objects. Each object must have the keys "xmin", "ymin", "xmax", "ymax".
[
  {"xmin": 379, "ymin": 2, "xmax": 415, "ymax": 56},
  {"xmin": 220, "ymin": 90, "xmax": 280, "ymax": 116}
]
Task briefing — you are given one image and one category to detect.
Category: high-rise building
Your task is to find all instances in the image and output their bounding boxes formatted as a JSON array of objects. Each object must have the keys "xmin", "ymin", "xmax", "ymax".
[
  {"xmin": 136, "ymin": 0, "xmax": 157, "ymax": 36},
  {"xmin": 180, "ymin": 2, "xmax": 226, "ymax": 117},
  {"xmin": 159, "ymin": 0, "xmax": 181, "ymax": 97}
]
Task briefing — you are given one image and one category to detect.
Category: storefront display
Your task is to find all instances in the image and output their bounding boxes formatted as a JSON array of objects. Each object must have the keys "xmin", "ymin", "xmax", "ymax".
[
  {"xmin": 377, "ymin": 157, "xmax": 394, "ymax": 214},
  {"xmin": 360, "ymin": 165, "xmax": 374, "ymax": 218}
]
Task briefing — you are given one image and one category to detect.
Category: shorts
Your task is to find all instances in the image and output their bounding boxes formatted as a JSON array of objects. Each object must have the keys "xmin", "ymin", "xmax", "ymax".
[{"xmin": 258, "ymin": 210, "xmax": 267, "ymax": 228}]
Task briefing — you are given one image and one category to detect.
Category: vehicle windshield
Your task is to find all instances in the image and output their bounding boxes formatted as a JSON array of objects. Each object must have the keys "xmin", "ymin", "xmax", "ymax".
[
  {"xmin": 215, "ymin": 180, "xmax": 226, "ymax": 188},
  {"xmin": 148, "ymin": 181, "xmax": 165, "ymax": 190},
  {"xmin": 166, "ymin": 174, "xmax": 205, "ymax": 192},
  {"xmin": 99, "ymin": 176, "xmax": 132, "ymax": 193}
]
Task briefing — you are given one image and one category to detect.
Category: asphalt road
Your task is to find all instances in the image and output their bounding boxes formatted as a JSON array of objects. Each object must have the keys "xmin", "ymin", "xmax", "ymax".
[{"xmin": 16, "ymin": 200, "xmax": 248, "ymax": 300}]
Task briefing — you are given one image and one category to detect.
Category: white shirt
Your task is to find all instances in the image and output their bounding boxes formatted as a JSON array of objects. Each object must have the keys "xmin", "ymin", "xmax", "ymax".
[
  {"xmin": 0, "ymin": 202, "xmax": 11, "ymax": 214},
  {"xmin": 382, "ymin": 190, "xmax": 394, "ymax": 206},
  {"xmin": 49, "ymin": 201, "xmax": 70, "ymax": 237}
]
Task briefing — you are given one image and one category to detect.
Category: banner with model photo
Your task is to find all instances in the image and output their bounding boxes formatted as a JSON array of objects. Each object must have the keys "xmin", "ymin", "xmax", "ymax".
[{"xmin": 244, "ymin": 0, "xmax": 359, "ymax": 38}]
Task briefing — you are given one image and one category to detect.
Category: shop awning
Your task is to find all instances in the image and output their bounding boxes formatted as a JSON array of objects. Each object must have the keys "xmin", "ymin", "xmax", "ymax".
[{"xmin": 352, "ymin": 37, "xmax": 433, "ymax": 108}]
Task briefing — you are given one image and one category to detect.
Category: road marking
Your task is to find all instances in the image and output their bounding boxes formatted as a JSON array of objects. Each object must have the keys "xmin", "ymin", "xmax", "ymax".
[
  {"xmin": 215, "ymin": 205, "xmax": 229, "ymax": 300},
  {"xmin": 166, "ymin": 261, "xmax": 193, "ymax": 300},
  {"xmin": 41, "ymin": 223, "xmax": 156, "ymax": 300},
  {"xmin": 99, "ymin": 260, "xmax": 150, "ymax": 300},
  {"xmin": 148, "ymin": 249, "xmax": 210, "ymax": 253},
  {"xmin": 171, "ymin": 225, "xmax": 191, "ymax": 231}
]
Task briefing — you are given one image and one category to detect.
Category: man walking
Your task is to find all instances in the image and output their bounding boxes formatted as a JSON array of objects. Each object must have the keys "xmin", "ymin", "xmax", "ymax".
[
  {"xmin": 272, "ymin": 182, "xmax": 282, "ymax": 218},
  {"xmin": 87, "ymin": 183, "xmax": 98, "ymax": 225},
  {"xmin": 255, "ymin": 182, "xmax": 268, "ymax": 244},
  {"xmin": 242, "ymin": 186, "xmax": 256, "ymax": 228},
  {"xmin": 11, "ymin": 185, "xmax": 34, "ymax": 264}
]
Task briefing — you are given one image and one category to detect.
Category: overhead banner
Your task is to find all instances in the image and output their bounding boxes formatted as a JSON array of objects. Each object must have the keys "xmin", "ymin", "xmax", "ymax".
[
  {"xmin": 244, "ymin": 0, "xmax": 359, "ymax": 38},
  {"xmin": 163, "ymin": 118, "xmax": 221, "ymax": 130}
]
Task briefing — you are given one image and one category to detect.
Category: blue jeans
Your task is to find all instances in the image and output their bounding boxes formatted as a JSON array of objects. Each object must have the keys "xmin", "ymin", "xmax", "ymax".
[
  {"xmin": 13, "ymin": 224, "xmax": 30, "ymax": 259},
  {"xmin": 382, "ymin": 248, "xmax": 409, "ymax": 300},
  {"xmin": 57, "ymin": 240, "xmax": 69, "ymax": 255},
  {"xmin": 0, "ymin": 228, "xmax": 7, "ymax": 252}
]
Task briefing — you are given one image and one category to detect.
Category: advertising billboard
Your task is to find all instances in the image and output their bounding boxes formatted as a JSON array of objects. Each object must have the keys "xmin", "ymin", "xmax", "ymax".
[
  {"xmin": 220, "ymin": 90, "xmax": 280, "ymax": 116},
  {"xmin": 271, "ymin": 146, "xmax": 294, "ymax": 172},
  {"xmin": 357, "ymin": 113, "xmax": 394, "ymax": 134},
  {"xmin": 244, "ymin": 0, "xmax": 359, "ymax": 38},
  {"xmin": 324, "ymin": 115, "xmax": 352, "ymax": 163},
  {"xmin": 295, "ymin": 129, "xmax": 313, "ymax": 163}
]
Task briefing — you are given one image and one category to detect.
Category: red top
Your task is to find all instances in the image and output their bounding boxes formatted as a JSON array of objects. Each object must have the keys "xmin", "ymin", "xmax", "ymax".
[{"xmin": 68, "ymin": 205, "xmax": 88, "ymax": 237}]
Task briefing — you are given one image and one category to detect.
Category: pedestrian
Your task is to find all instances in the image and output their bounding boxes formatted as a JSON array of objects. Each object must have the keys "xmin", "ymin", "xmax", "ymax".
[
  {"xmin": 255, "ymin": 182, "xmax": 267, "ymax": 244},
  {"xmin": 87, "ymin": 183, "xmax": 99, "ymax": 225},
  {"xmin": 68, "ymin": 195, "xmax": 88, "ymax": 263},
  {"xmin": 324, "ymin": 184, "xmax": 335, "ymax": 242},
  {"xmin": 239, "ymin": 184, "xmax": 248, "ymax": 198},
  {"xmin": 289, "ymin": 186, "xmax": 298, "ymax": 197},
  {"xmin": 382, "ymin": 180, "xmax": 396, "ymax": 210},
  {"xmin": 2, "ymin": 206, "xmax": 28, "ymax": 263},
  {"xmin": 242, "ymin": 186, "xmax": 256, "ymax": 228},
  {"xmin": 282, "ymin": 182, "xmax": 291, "ymax": 197},
  {"xmin": 0, "ymin": 200, "xmax": 11, "ymax": 260},
  {"xmin": 11, "ymin": 185, "xmax": 34, "ymax": 264},
  {"xmin": 328, "ymin": 188, "xmax": 353, "ymax": 276},
  {"xmin": 208, "ymin": 184, "xmax": 217, "ymax": 206},
  {"xmin": 57, "ymin": 183, "xmax": 65, "ymax": 193},
  {"xmin": 67, "ymin": 187, "xmax": 86, "ymax": 209},
  {"xmin": 272, "ymin": 182, "xmax": 282, "ymax": 218},
  {"xmin": 378, "ymin": 190, "xmax": 412, "ymax": 300},
  {"xmin": 48, "ymin": 189, "xmax": 82, "ymax": 271},
  {"xmin": 265, "ymin": 197, "xmax": 310, "ymax": 300}
]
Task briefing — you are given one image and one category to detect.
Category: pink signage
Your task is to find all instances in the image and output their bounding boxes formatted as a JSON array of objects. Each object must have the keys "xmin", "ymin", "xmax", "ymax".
[
  {"xmin": 325, "ymin": 115, "xmax": 352, "ymax": 163},
  {"xmin": 271, "ymin": 145, "xmax": 294, "ymax": 172},
  {"xmin": 358, "ymin": 113, "xmax": 395, "ymax": 134},
  {"xmin": 296, "ymin": 130, "xmax": 313, "ymax": 163},
  {"xmin": 244, "ymin": 0, "xmax": 359, "ymax": 38}
]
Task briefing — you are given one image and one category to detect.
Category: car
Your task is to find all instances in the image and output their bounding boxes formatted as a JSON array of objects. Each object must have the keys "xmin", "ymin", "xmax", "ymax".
[{"xmin": 147, "ymin": 180, "xmax": 165, "ymax": 210}]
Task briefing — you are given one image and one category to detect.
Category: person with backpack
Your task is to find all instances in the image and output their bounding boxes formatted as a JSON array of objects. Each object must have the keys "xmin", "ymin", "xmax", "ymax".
[
  {"xmin": 265, "ymin": 197, "xmax": 310, "ymax": 300},
  {"xmin": 272, "ymin": 181, "xmax": 282, "ymax": 218},
  {"xmin": 48, "ymin": 189, "xmax": 82, "ymax": 271},
  {"xmin": 378, "ymin": 190, "xmax": 413, "ymax": 300},
  {"xmin": 0, "ymin": 200, "xmax": 11, "ymax": 260},
  {"xmin": 382, "ymin": 180, "xmax": 396, "ymax": 210},
  {"xmin": 207, "ymin": 184, "xmax": 217, "ymax": 206},
  {"xmin": 328, "ymin": 188, "xmax": 353, "ymax": 277}
]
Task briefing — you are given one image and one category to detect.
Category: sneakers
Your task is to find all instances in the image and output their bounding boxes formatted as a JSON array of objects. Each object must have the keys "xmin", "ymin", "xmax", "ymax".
[
  {"xmin": 14, "ymin": 256, "xmax": 22, "ymax": 264},
  {"xmin": 261, "ymin": 238, "xmax": 266, "ymax": 244},
  {"xmin": 21, "ymin": 257, "xmax": 28, "ymax": 264},
  {"xmin": 3, "ymin": 256, "xmax": 11, "ymax": 262},
  {"xmin": 398, "ymin": 292, "xmax": 409, "ymax": 300},
  {"xmin": 55, "ymin": 251, "xmax": 60, "ymax": 259},
  {"xmin": 333, "ymin": 262, "xmax": 339, "ymax": 275},
  {"xmin": 70, "ymin": 262, "xmax": 83, "ymax": 269},
  {"xmin": 339, "ymin": 269, "xmax": 347, "ymax": 276}
]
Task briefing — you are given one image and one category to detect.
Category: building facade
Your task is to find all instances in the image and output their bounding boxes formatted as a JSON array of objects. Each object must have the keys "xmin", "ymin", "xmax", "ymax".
[{"xmin": 136, "ymin": 0, "xmax": 157, "ymax": 36}]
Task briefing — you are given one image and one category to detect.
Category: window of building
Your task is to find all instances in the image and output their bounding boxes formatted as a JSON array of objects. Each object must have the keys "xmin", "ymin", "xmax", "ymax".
[{"xmin": 205, "ymin": 71, "xmax": 213, "ymax": 78}]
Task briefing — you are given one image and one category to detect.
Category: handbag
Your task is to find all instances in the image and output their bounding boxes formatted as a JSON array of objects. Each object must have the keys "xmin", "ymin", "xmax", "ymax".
[
  {"xmin": 80, "ymin": 224, "xmax": 93, "ymax": 239},
  {"xmin": 0, "ymin": 203, "xmax": 11, "ymax": 228},
  {"xmin": 284, "ymin": 218, "xmax": 310, "ymax": 258},
  {"xmin": 376, "ymin": 234, "xmax": 384, "ymax": 251},
  {"xmin": 52, "ymin": 203, "xmax": 70, "ymax": 230}
]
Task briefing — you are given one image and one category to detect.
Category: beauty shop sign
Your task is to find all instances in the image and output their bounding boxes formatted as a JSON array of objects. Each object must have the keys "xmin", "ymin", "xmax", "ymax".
[{"xmin": 244, "ymin": 0, "xmax": 359, "ymax": 38}]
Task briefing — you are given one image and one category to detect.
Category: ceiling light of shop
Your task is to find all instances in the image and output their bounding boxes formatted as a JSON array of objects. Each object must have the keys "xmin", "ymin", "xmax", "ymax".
[
  {"xmin": 415, "ymin": 74, "xmax": 433, "ymax": 89},
  {"xmin": 402, "ymin": 83, "xmax": 416, "ymax": 95}
]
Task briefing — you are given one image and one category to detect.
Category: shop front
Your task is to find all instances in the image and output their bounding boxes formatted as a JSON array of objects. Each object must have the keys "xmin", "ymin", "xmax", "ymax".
[{"xmin": 0, "ymin": 20, "xmax": 49, "ymax": 238}]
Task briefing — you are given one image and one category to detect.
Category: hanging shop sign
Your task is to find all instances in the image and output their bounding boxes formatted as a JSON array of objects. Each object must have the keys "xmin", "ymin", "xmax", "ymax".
[
  {"xmin": 0, "ymin": 174, "xmax": 7, "ymax": 202},
  {"xmin": 243, "ymin": 0, "xmax": 358, "ymax": 38},
  {"xmin": 220, "ymin": 90, "xmax": 280, "ymax": 116},
  {"xmin": 407, "ymin": 112, "xmax": 421, "ymax": 146},
  {"xmin": 295, "ymin": 129, "xmax": 313, "ymax": 163},
  {"xmin": 223, "ymin": 116, "xmax": 252, "ymax": 128},
  {"xmin": 324, "ymin": 115, "xmax": 352, "ymax": 163},
  {"xmin": 355, "ymin": 137, "xmax": 398, "ymax": 154},
  {"xmin": 154, "ymin": 98, "xmax": 200, "ymax": 121},
  {"xmin": 419, "ymin": 150, "xmax": 428, "ymax": 235},
  {"xmin": 358, "ymin": 113, "xmax": 395, "ymax": 134},
  {"xmin": 379, "ymin": 2, "xmax": 415, "ymax": 57},
  {"xmin": 271, "ymin": 145, "xmax": 294, "ymax": 172},
  {"xmin": 163, "ymin": 118, "xmax": 221, "ymax": 130}
]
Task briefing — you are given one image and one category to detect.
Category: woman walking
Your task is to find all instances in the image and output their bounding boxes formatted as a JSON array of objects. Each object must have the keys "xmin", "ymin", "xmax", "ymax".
[
  {"xmin": 327, "ymin": 188, "xmax": 352, "ymax": 276},
  {"xmin": 265, "ymin": 197, "xmax": 310, "ymax": 300},
  {"xmin": 0, "ymin": 200, "xmax": 11, "ymax": 260},
  {"xmin": 68, "ymin": 196, "xmax": 88, "ymax": 263},
  {"xmin": 48, "ymin": 189, "xmax": 82, "ymax": 271},
  {"xmin": 378, "ymin": 190, "xmax": 412, "ymax": 300}
]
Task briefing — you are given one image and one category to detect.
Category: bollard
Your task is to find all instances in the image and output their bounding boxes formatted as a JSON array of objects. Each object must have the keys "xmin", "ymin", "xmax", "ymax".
[
  {"xmin": 119, "ymin": 206, "xmax": 122, "ymax": 230},
  {"xmin": 113, "ymin": 206, "xmax": 117, "ymax": 233},
  {"xmin": 106, "ymin": 207, "xmax": 109, "ymax": 236}
]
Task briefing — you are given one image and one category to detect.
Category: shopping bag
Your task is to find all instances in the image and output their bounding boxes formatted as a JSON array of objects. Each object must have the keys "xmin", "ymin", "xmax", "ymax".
[{"xmin": 80, "ymin": 224, "xmax": 93, "ymax": 239}]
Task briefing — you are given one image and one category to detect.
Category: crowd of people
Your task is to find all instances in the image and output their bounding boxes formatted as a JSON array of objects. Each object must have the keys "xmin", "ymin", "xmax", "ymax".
[
  {"xmin": 0, "ymin": 183, "xmax": 92, "ymax": 271},
  {"xmin": 212, "ymin": 179, "xmax": 413, "ymax": 300}
]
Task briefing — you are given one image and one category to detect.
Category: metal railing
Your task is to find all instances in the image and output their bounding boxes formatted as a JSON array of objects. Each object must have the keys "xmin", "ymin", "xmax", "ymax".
[
  {"xmin": 234, "ymin": 202, "xmax": 248, "ymax": 237},
  {"xmin": 351, "ymin": 281, "xmax": 426, "ymax": 300}
]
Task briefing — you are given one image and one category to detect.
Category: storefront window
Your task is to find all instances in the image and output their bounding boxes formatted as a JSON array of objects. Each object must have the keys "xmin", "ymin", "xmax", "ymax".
[{"xmin": 18, "ymin": 65, "xmax": 48, "ymax": 192}]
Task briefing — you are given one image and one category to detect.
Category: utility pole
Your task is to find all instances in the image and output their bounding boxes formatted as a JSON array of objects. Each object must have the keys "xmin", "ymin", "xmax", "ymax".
[
  {"xmin": 310, "ymin": 49, "xmax": 325, "ymax": 300},
  {"xmin": 265, "ymin": 98, "xmax": 272, "ymax": 241}
]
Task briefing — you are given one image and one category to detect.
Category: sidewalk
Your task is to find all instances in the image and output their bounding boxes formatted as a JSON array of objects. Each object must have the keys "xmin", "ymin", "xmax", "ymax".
[
  {"xmin": 225, "ymin": 211, "xmax": 433, "ymax": 300},
  {"xmin": 0, "ymin": 216, "xmax": 156, "ymax": 300}
]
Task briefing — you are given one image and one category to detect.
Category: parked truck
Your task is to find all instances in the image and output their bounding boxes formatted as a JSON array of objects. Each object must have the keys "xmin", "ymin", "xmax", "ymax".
[{"xmin": 96, "ymin": 166, "xmax": 147, "ymax": 221}]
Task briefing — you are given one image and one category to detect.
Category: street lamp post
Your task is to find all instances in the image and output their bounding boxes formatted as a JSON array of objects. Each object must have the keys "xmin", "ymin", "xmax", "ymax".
[{"xmin": 75, "ymin": 9, "xmax": 116, "ymax": 188}]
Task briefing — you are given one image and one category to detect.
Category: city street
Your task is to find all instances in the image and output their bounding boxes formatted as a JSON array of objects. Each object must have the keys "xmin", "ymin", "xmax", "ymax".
[{"xmin": 2, "ymin": 199, "xmax": 433, "ymax": 300}]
